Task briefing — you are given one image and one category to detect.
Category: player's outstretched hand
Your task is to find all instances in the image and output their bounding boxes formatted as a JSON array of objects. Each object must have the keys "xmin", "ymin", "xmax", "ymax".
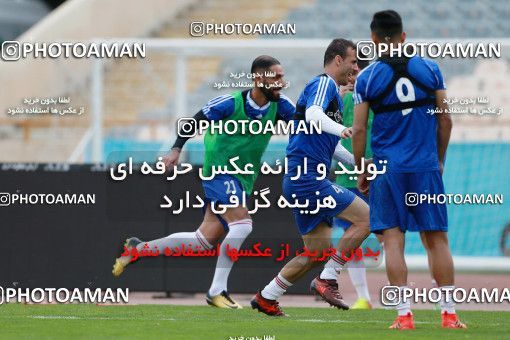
[
  {"xmin": 162, "ymin": 149, "xmax": 181, "ymax": 172},
  {"xmin": 340, "ymin": 127, "xmax": 352, "ymax": 139},
  {"xmin": 357, "ymin": 172, "xmax": 369, "ymax": 196}
]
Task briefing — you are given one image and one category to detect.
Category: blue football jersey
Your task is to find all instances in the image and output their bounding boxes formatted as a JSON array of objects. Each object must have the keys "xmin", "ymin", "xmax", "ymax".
[
  {"xmin": 286, "ymin": 74, "xmax": 343, "ymax": 176},
  {"xmin": 354, "ymin": 56, "xmax": 446, "ymax": 172}
]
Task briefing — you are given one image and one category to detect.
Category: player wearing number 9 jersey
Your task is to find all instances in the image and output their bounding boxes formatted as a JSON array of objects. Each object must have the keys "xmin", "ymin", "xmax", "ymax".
[
  {"xmin": 353, "ymin": 52, "xmax": 445, "ymax": 173},
  {"xmin": 352, "ymin": 10, "xmax": 465, "ymax": 330}
]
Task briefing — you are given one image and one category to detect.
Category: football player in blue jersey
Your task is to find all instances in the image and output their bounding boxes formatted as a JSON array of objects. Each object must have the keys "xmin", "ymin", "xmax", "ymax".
[
  {"xmin": 352, "ymin": 10, "xmax": 465, "ymax": 330},
  {"xmin": 252, "ymin": 39, "xmax": 371, "ymax": 316}
]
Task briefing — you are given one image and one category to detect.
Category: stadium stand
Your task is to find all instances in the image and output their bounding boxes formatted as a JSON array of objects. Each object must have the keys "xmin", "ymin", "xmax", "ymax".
[{"xmin": 1, "ymin": 0, "xmax": 509, "ymax": 160}]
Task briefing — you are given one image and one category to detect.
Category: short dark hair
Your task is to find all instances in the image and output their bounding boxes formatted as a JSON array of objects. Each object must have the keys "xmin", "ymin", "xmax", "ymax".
[
  {"xmin": 323, "ymin": 38, "xmax": 356, "ymax": 67},
  {"xmin": 251, "ymin": 55, "xmax": 280, "ymax": 74},
  {"xmin": 370, "ymin": 10, "xmax": 403, "ymax": 40}
]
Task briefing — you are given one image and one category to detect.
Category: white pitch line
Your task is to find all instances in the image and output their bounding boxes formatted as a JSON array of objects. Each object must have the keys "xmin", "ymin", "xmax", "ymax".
[
  {"xmin": 31, "ymin": 316, "xmax": 80, "ymax": 320},
  {"xmin": 294, "ymin": 319, "xmax": 500, "ymax": 326},
  {"xmin": 0, "ymin": 315, "xmax": 501, "ymax": 327},
  {"xmin": 16, "ymin": 315, "xmax": 177, "ymax": 321},
  {"xmin": 295, "ymin": 319, "xmax": 433, "ymax": 324}
]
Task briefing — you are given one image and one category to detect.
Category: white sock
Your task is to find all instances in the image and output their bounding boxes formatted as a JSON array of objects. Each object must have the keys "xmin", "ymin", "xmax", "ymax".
[
  {"xmin": 396, "ymin": 286, "xmax": 412, "ymax": 316},
  {"xmin": 208, "ymin": 219, "xmax": 252, "ymax": 296},
  {"xmin": 136, "ymin": 230, "xmax": 212, "ymax": 253},
  {"xmin": 348, "ymin": 267, "xmax": 371, "ymax": 301},
  {"xmin": 261, "ymin": 273, "xmax": 293, "ymax": 300},
  {"xmin": 439, "ymin": 285, "xmax": 456, "ymax": 314},
  {"xmin": 320, "ymin": 252, "xmax": 346, "ymax": 280}
]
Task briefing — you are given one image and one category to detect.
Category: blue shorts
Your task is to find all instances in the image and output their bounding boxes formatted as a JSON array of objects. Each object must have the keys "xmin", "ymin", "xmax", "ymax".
[
  {"xmin": 202, "ymin": 174, "xmax": 246, "ymax": 231},
  {"xmin": 283, "ymin": 175, "xmax": 356, "ymax": 235},
  {"xmin": 334, "ymin": 188, "xmax": 368, "ymax": 230},
  {"xmin": 369, "ymin": 170, "xmax": 448, "ymax": 234}
]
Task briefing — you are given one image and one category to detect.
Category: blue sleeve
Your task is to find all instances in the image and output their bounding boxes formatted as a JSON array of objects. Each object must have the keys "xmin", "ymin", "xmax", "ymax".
[
  {"xmin": 276, "ymin": 94, "xmax": 296, "ymax": 121},
  {"xmin": 353, "ymin": 73, "xmax": 368, "ymax": 105},
  {"xmin": 305, "ymin": 77, "xmax": 338, "ymax": 111},
  {"xmin": 424, "ymin": 59, "xmax": 446, "ymax": 90},
  {"xmin": 201, "ymin": 94, "xmax": 234, "ymax": 121}
]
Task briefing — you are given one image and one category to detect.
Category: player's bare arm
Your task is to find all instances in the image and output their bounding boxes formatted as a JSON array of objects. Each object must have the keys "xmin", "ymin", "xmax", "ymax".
[
  {"xmin": 435, "ymin": 89, "xmax": 453, "ymax": 175},
  {"xmin": 353, "ymin": 102, "xmax": 370, "ymax": 194}
]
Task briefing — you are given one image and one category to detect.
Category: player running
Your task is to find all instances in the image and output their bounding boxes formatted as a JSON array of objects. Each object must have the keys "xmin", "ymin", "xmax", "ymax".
[
  {"xmin": 352, "ymin": 10, "xmax": 466, "ymax": 329},
  {"xmin": 112, "ymin": 55, "xmax": 296, "ymax": 309},
  {"xmin": 334, "ymin": 55, "xmax": 380, "ymax": 310},
  {"xmin": 251, "ymin": 39, "xmax": 371, "ymax": 316}
]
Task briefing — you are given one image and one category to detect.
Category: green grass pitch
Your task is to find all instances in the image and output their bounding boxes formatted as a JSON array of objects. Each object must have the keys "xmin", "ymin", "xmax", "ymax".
[{"xmin": 0, "ymin": 304, "xmax": 508, "ymax": 339}]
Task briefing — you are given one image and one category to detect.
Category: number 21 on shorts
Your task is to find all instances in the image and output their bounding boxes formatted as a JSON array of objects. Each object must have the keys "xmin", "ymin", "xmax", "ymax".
[{"xmin": 224, "ymin": 180, "xmax": 237, "ymax": 194}]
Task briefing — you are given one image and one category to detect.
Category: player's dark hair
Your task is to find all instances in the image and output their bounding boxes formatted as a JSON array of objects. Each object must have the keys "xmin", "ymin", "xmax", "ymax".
[
  {"xmin": 323, "ymin": 38, "xmax": 356, "ymax": 67},
  {"xmin": 370, "ymin": 10, "xmax": 403, "ymax": 40},
  {"xmin": 251, "ymin": 55, "xmax": 280, "ymax": 74}
]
